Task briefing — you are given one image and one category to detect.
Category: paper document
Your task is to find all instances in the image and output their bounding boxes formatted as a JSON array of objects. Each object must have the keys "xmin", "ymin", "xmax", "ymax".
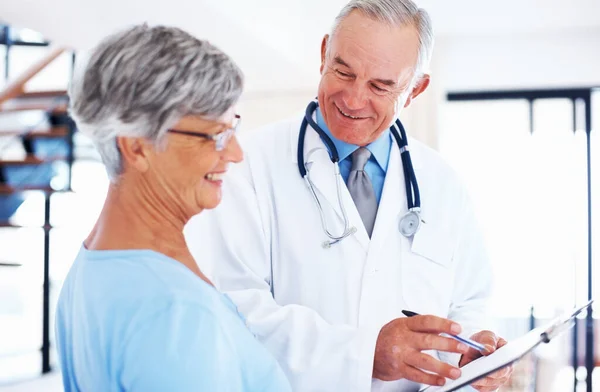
[{"xmin": 421, "ymin": 300, "xmax": 593, "ymax": 392}]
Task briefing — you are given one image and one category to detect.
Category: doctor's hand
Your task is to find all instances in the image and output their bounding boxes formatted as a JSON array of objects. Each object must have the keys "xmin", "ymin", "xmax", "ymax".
[
  {"xmin": 459, "ymin": 330, "xmax": 513, "ymax": 392},
  {"xmin": 373, "ymin": 315, "xmax": 470, "ymax": 386}
]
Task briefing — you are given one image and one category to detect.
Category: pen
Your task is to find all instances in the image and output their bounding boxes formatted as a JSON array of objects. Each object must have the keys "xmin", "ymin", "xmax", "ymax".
[{"xmin": 401, "ymin": 310, "xmax": 487, "ymax": 352}]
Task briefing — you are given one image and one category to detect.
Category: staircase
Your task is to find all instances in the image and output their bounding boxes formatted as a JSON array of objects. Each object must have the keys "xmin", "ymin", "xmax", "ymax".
[{"xmin": 0, "ymin": 24, "xmax": 76, "ymax": 381}]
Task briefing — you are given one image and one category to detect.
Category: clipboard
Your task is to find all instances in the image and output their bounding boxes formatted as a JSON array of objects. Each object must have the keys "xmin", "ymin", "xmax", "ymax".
[{"xmin": 421, "ymin": 300, "xmax": 594, "ymax": 392}]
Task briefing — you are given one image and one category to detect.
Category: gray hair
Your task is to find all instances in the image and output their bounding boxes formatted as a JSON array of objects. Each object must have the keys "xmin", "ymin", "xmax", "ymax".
[
  {"xmin": 69, "ymin": 24, "xmax": 244, "ymax": 181},
  {"xmin": 328, "ymin": 0, "xmax": 434, "ymax": 81}
]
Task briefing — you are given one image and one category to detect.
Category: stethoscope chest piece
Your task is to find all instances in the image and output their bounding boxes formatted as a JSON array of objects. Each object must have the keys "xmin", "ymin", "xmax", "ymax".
[{"xmin": 399, "ymin": 209, "xmax": 421, "ymax": 237}]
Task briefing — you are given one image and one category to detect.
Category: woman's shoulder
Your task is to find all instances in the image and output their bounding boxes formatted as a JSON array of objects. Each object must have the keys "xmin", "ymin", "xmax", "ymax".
[{"xmin": 64, "ymin": 246, "xmax": 226, "ymax": 318}]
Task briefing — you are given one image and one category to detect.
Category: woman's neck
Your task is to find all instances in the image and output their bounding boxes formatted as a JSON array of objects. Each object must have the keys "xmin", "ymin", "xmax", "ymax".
[{"xmin": 85, "ymin": 181, "xmax": 211, "ymax": 284}]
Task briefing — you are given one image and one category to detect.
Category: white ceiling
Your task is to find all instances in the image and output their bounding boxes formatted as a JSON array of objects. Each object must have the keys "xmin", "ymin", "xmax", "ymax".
[{"xmin": 1, "ymin": 0, "xmax": 600, "ymax": 93}]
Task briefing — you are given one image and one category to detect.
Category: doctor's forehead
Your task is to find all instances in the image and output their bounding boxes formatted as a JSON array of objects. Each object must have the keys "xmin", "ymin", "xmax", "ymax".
[{"xmin": 328, "ymin": 11, "xmax": 420, "ymax": 74}]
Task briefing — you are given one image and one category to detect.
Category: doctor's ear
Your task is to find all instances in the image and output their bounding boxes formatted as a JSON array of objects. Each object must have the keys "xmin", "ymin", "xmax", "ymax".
[
  {"xmin": 403, "ymin": 74, "xmax": 431, "ymax": 108},
  {"xmin": 320, "ymin": 35, "xmax": 329, "ymax": 74}
]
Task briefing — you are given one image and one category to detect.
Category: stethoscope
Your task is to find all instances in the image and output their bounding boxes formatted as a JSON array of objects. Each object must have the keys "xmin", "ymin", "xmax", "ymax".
[{"xmin": 298, "ymin": 100, "xmax": 422, "ymax": 248}]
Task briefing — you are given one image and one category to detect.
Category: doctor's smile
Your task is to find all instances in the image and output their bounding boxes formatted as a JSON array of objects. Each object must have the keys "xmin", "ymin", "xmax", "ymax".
[{"xmin": 335, "ymin": 103, "xmax": 372, "ymax": 120}]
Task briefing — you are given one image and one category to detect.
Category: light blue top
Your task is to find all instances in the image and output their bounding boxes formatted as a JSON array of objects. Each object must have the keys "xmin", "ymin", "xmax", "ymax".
[
  {"xmin": 55, "ymin": 247, "xmax": 291, "ymax": 392},
  {"xmin": 316, "ymin": 107, "xmax": 392, "ymax": 203}
]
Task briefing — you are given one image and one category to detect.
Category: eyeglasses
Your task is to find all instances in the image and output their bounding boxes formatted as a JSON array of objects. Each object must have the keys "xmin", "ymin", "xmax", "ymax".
[{"xmin": 167, "ymin": 114, "xmax": 241, "ymax": 151}]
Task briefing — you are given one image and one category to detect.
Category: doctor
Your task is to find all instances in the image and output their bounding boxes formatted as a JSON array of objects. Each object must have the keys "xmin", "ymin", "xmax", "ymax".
[{"xmin": 186, "ymin": 0, "xmax": 512, "ymax": 391}]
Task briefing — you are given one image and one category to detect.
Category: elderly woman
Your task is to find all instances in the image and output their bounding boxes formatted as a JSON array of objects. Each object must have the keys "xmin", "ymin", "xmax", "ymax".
[{"xmin": 55, "ymin": 25, "xmax": 291, "ymax": 392}]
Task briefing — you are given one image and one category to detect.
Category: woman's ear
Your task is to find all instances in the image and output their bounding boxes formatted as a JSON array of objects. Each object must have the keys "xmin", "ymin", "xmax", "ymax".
[{"xmin": 116, "ymin": 136, "xmax": 150, "ymax": 174}]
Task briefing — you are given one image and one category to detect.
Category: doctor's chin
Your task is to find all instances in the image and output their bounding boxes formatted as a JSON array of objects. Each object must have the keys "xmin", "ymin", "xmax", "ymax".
[{"xmin": 0, "ymin": 0, "xmax": 599, "ymax": 391}]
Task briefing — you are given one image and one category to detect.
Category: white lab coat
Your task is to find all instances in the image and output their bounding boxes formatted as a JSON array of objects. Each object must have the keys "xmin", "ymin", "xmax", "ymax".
[{"xmin": 185, "ymin": 113, "xmax": 493, "ymax": 392}]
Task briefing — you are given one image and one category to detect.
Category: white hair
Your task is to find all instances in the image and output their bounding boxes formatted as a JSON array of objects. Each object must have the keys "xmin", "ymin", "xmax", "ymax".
[
  {"xmin": 328, "ymin": 0, "xmax": 434, "ymax": 81},
  {"xmin": 69, "ymin": 24, "xmax": 244, "ymax": 181}
]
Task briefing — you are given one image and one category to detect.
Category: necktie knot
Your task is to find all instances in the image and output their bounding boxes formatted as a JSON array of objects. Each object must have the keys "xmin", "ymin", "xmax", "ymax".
[{"xmin": 351, "ymin": 147, "xmax": 371, "ymax": 171}]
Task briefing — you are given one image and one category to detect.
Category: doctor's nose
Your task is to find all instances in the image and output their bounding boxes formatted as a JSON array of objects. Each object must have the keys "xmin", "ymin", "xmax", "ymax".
[{"xmin": 342, "ymin": 83, "xmax": 368, "ymax": 111}]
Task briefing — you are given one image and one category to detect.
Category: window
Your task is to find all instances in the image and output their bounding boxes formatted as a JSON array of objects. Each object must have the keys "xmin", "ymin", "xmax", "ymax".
[{"xmin": 439, "ymin": 94, "xmax": 594, "ymax": 319}]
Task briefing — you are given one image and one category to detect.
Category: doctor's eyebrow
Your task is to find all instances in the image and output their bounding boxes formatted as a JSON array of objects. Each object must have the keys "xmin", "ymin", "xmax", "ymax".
[
  {"xmin": 333, "ymin": 55, "xmax": 397, "ymax": 88},
  {"xmin": 333, "ymin": 55, "xmax": 352, "ymax": 70}
]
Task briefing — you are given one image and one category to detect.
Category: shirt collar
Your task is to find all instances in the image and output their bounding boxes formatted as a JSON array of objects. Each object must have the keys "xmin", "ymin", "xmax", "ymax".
[{"xmin": 315, "ymin": 107, "xmax": 391, "ymax": 171}]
